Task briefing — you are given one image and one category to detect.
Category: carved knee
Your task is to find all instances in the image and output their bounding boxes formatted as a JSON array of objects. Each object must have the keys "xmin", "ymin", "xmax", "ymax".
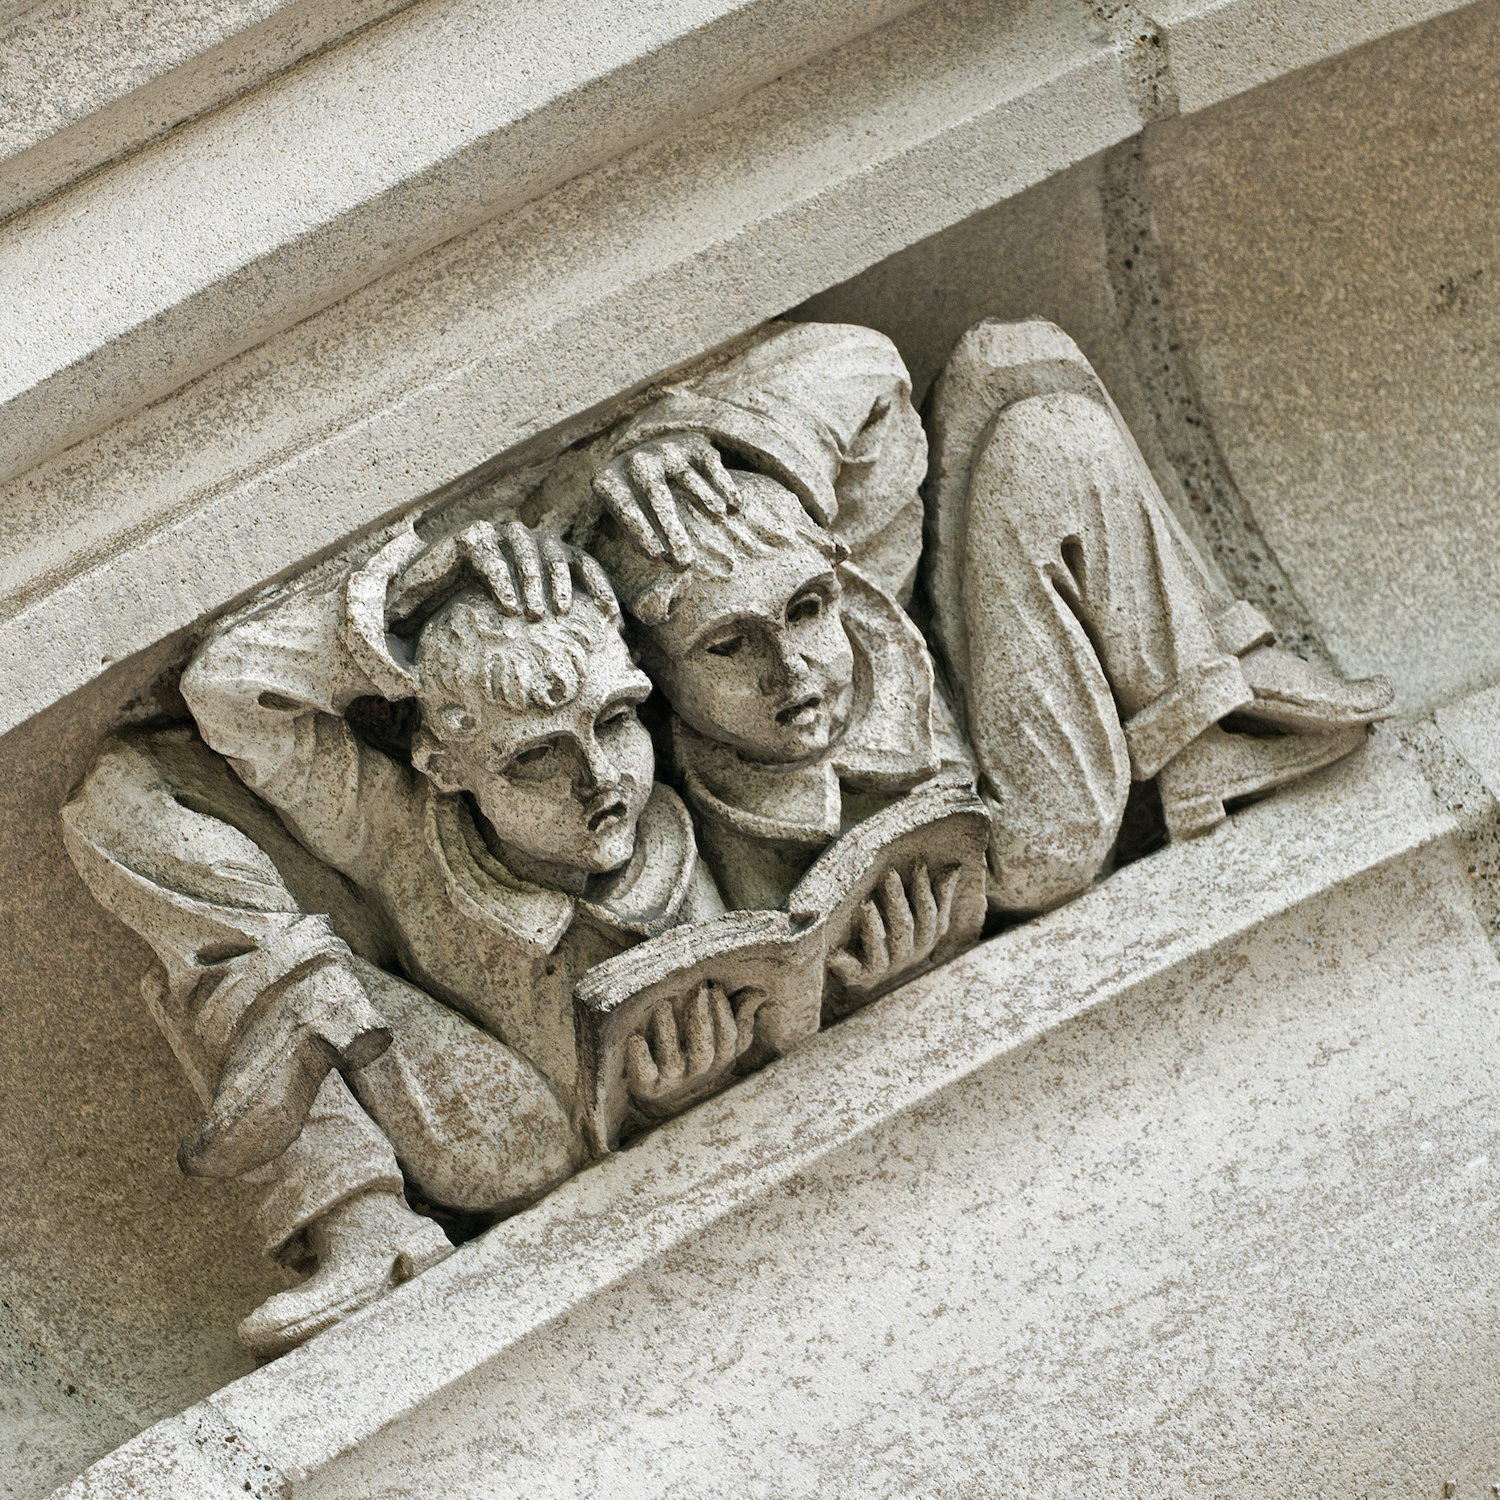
[{"xmin": 985, "ymin": 811, "xmax": 1121, "ymax": 915}]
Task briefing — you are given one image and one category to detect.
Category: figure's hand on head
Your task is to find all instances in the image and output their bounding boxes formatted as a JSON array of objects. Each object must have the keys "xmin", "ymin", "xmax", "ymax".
[
  {"xmin": 623, "ymin": 981, "xmax": 753, "ymax": 1111},
  {"xmin": 827, "ymin": 863, "xmax": 962, "ymax": 996},
  {"xmin": 592, "ymin": 433, "xmax": 741, "ymax": 568},
  {"xmin": 387, "ymin": 520, "xmax": 617, "ymax": 627}
]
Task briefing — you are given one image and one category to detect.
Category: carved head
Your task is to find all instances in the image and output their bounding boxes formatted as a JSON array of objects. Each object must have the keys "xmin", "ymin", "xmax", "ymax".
[
  {"xmin": 594, "ymin": 471, "xmax": 854, "ymax": 765},
  {"xmin": 409, "ymin": 587, "xmax": 654, "ymax": 875}
]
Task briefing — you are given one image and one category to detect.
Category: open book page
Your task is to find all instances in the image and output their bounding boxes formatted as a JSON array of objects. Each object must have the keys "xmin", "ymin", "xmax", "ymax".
[
  {"xmin": 573, "ymin": 910, "xmax": 824, "ymax": 1154},
  {"xmin": 574, "ymin": 783, "xmax": 991, "ymax": 1152}
]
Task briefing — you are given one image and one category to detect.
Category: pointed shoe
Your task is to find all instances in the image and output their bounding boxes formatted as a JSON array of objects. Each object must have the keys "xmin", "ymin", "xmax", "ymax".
[
  {"xmin": 1234, "ymin": 646, "xmax": 1395, "ymax": 733},
  {"xmin": 1158, "ymin": 722, "xmax": 1367, "ymax": 841}
]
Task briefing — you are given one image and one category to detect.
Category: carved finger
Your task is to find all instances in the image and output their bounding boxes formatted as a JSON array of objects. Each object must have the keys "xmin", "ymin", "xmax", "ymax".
[
  {"xmin": 649, "ymin": 1001, "xmax": 684, "ymax": 1085},
  {"xmin": 593, "ymin": 467, "xmax": 665, "ymax": 559},
  {"xmin": 710, "ymin": 983, "xmax": 738, "ymax": 1065},
  {"xmin": 934, "ymin": 866, "xmax": 963, "ymax": 941},
  {"xmin": 684, "ymin": 984, "xmax": 715, "ymax": 1078},
  {"xmin": 734, "ymin": 990, "xmax": 770, "ymax": 1054},
  {"xmin": 672, "ymin": 459, "xmax": 729, "ymax": 518},
  {"xmin": 625, "ymin": 1033, "xmax": 660, "ymax": 1099},
  {"xmin": 697, "ymin": 444, "xmax": 742, "ymax": 512},
  {"xmin": 910, "ymin": 861, "xmax": 939, "ymax": 955},
  {"xmin": 882, "ymin": 869, "xmax": 915, "ymax": 965},
  {"xmin": 570, "ymin": 551, "xmax": 621, "ymax": 620},
  {"xmin": 501, "ymin": 522, "xmax": 547, "ymax": 620},
  {"xmin": 538, "ymin": 531, "xmax": 573, "ymax": 614},
  {"xmin": 388, "ymin": 534, "xmax": 462, "ymax": 618},
  {"xmin": 628, "ymin": 450, "xmax": 695, "ymax": 567},
  {"xmin": 460, "ymin": 524, "xmax": 522, "ymax": 617},
  {"xmin": 857, "ymin": 897, "xmax": 889, "ymax": 975},
  {"xmin": 826, "ymin": 948, "xmax": 868, "ymax": 988}
]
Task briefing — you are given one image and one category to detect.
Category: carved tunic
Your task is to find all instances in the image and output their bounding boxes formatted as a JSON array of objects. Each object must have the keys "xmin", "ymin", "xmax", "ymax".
[{"xmin": 181, "ymin": 569, "xmax": 724, "ymax": 1108}]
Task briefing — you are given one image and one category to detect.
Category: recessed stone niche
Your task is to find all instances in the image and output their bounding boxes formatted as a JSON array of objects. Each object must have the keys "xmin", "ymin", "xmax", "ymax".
[{"xmin": 3, "ymin": 4, "xmax": 1499, "ymax": 1497}]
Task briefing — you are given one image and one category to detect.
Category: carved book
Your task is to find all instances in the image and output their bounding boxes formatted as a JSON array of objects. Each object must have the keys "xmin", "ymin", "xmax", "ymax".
[{"xmin": 574, "ymin": 784, "xmax": 990, "ymax": 1152}]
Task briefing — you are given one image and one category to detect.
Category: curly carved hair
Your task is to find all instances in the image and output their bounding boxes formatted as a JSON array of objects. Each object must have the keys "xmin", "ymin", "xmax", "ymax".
[
  {"xmin": 591, "ymin": 469, "xmax": 847, "ymax": 625},
  {"xmin": 414, "ymin": 586, "xmax": 620, "ymax": 732}
]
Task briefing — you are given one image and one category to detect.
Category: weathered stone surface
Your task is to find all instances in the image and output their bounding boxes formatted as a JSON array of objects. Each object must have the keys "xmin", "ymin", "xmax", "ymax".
[
  {"xmin": 52, "ymin": 734, "xmax": 1493, "ymax": 1495},
  {"xmin": 307, "ymin": 843, "xmax": 1499, "ymax": 1498},
  {"xmin": 0, "ymin": 0, "xmax": 421, "ymax": 223},
  {"xmin": 1, "ymin": 0, "xmax": 1478, "ymax": 738},
  {"xmin": 5, "ymin": 3, "xmax": 1499, "ymax": 1495},
  {"xmin": 803, "ymin": 1, "xmax": 1500, "ymax": 716}
]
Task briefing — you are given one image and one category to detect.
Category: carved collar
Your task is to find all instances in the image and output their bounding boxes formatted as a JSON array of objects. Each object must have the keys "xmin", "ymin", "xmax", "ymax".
[
  {"xmin": 674, "ymin": 565, "xmax": 940, "ymax": 849},
  {"xmin": 424, "ymin": 781, "xmax": 701, "ymax": 955}
]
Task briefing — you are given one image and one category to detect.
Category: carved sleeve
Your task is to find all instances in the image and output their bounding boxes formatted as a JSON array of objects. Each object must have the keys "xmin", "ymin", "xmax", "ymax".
[
  {"xmin": 60, "ymin": 733, "xmax": 370, "ymax": 1075},
  {"xmin": 610, "ymin": 321, "xmax": 929, "ymax": 603},
  {"xmin": 180, "ymin": 575, "xmax": 412, "ymax": 882}
]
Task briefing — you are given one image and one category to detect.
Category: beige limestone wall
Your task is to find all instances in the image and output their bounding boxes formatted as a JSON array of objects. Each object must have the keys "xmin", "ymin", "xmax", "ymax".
[
  {"xmin": 0, "ymin": 651, "xmax": 284, "ymax": 1499},
  {"xmin": 306, "ymin": 840, "xmax": 1500, "ymax": 1498}
]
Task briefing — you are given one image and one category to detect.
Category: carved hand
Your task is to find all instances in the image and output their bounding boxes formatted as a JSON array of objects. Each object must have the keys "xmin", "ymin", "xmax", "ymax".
[
  {"xmin": 591, "ymin": 433, "xmax": 741, "ymax": 567},
  {"xmin": 386, "ymin": 519, "xmax": 617, "ymax": 627},
  {"xmin": 827, "ymin": 863, "xmax": 962, "ymax": 996},
  {"xmin": 624, "ymin": 981, "xmax": 754, "ymax": 1110}
]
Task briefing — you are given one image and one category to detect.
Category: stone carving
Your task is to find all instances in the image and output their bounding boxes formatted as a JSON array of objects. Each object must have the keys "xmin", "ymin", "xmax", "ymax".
[
  {"xmin": 63, "ymin": 531, "xmax": 725, "ymax": 1356},
  {"xmin": 923, "ymin": 319, "xmax": 1394, "ymax": 910},
  {"xmin": 575, "ymin": 781, "xmax": 990, "ymax": 1152},
  {"xmin": 59, "ymin": 315, "xmax": 1393, "ymax": 1358}
]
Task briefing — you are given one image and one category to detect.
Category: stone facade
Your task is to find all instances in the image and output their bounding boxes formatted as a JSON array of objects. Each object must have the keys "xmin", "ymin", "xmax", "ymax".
[{"xmin": 4, "ymin": 2, "xmax": 1499, "ymax": 1496}]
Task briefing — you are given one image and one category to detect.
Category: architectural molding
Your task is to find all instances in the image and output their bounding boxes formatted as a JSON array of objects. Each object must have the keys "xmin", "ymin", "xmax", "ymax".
[{"xmin": 0, "ymin": 0, "xmax": 1476, "ymax": 739}]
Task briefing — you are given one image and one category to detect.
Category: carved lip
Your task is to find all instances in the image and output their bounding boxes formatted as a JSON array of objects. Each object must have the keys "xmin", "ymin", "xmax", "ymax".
[
  {"xmin": 587, "ymin": 798, "xmax": 628, "ymax": 832},
  {"xmin": 775, "ymin": 694, "xmax": 823, "ymax": 727}
]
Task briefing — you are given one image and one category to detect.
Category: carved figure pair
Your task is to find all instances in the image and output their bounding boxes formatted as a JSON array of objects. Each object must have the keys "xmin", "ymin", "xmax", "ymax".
[{"xmin": 62, "ymin": 317, "xmax": 1393, "ymax": 1357}]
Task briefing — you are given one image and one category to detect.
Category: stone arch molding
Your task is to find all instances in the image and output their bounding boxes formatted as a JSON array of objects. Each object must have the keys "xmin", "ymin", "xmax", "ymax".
[{"xmin": 9, "ymin": 2, "xmax": 1496, "ymax": 1494}]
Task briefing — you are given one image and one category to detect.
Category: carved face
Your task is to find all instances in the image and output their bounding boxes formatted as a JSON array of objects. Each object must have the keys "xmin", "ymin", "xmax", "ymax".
[
  {"xmin": 642, "ymin": 543, "xmax": 855, "ymax": 764},
  {"xmin": 418, "ymin": 629, "xmax": 655, "ymax": 875}
]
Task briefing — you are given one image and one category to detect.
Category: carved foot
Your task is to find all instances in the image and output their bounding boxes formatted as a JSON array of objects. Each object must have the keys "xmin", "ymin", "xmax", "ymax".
[
  {"xmin": 239, "ymin": 1190, "xmax": 452, "ymax": 1359},
  {"xmin": 1157, "ymin": 722, "xmax": 1367, "ymax": 841},
  {"xmin": 1235, "ymin": 646, "xmax": 1396, "ymax": 733}
]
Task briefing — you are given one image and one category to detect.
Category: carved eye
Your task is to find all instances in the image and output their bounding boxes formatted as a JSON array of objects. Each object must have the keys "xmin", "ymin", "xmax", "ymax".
[
  {"xmin": 706, "ymin": 635, "xmax": 744, "ymax": 657},
  {"xmin": 504, "ymin": 742, "xmax": 556, "ymax": 779},
  {"xmin": 786, "ymin": 594, "xmax": 822, "ymax": 625},
  {"xmin": 597, "ymin": 703, "xmax": 635, "ymax": 732}
]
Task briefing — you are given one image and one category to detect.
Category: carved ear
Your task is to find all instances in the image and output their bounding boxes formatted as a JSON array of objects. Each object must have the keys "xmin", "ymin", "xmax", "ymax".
[
  {"xmin": 344, "ymin": 526, "xmax": 427, "ymax": 700},
  {"xmin": 410, "ymin": 727, "xmax": 460, "ymax": 792}
]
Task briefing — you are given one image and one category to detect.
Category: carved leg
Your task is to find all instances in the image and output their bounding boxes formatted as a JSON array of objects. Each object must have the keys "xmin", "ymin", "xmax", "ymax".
[
  {"xmin": 934, "ymin": 389, "xmax": 1245, "ymax": 910},
  {"xmin": 927, "ymin": 321, "xmax": 1394, "ymax": 904},
  {"xmin": 62, "ymin": 732, "xmax": 450, "ymax": 1353},
  {"xmin": 62, "ymin": 731, "xmax": 391, "ymax": 1175},
  {"xmin": 234, "ymin": 961, "xmax": 580, "ymax": 1358},
  {"xmin": 345, "ymin": 965, "xmax": 582, "ymax": 1218},
  {"xmin": 240, "ymin": 1069, "xmax": 451, "ymax": 1358}
]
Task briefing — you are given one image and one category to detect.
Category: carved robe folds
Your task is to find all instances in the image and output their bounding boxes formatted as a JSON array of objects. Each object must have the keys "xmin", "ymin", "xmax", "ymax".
[{"xmin": 64, "ymin": 570, "xmax": 723, "ymax": 1258}]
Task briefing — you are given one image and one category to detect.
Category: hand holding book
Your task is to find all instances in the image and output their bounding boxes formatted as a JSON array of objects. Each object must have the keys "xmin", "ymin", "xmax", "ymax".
[
  {"xmin": 826, "ymin": 863, "xmax": 963, "ymax": 998},
  {"xmin": 624, "ymin": 981, "xmax": 762, "ymax": 1116}
]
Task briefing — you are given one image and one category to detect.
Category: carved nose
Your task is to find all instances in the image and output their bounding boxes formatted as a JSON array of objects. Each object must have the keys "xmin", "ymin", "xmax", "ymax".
[
  {"xmin": 761, "ymin": 630, "xmax": 808, "ymax": 687},
  {"xmin": 571, "ymin": 739, "xmax": 618, "ymax": 799}
]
